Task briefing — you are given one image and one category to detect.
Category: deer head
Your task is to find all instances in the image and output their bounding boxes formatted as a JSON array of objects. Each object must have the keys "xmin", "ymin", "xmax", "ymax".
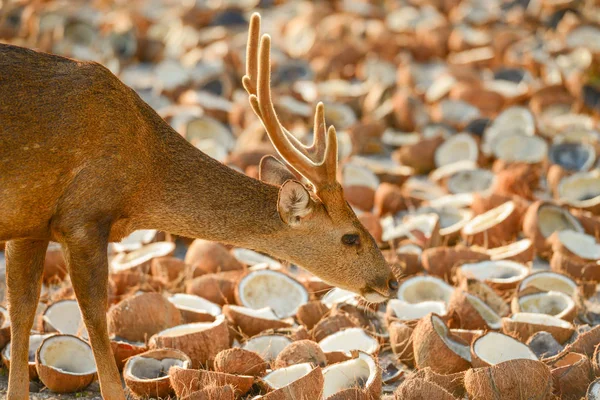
[{"xmin": 243, "ymin": 14, "xmax": 398, "ymax": 302}]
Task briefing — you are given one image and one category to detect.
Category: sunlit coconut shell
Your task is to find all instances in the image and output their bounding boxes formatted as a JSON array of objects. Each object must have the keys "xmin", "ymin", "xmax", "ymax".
[
  {"xmin": 570, "ymin": 208, "xmax": 600, "ymax": 237},
  {"xmin": 482, "ymin": 106, "xmax": 535, "ymax": 153},
  {"xmin": 549, "ymin": 229, "xmax": 600, "ymax": 262},
  {"xmin": 35, "ymin": 334, "xmax": 96, "ymax": 394},
  {"xmin": 223, "ymin": 305, "xmax": 291, "ymax": 337},
  {"xmin": 400, "ymin": 367, "xmax": 466, "ymax": 399},
  {"xmin": 168, "ymin": 365, "xmax": 254, "ymax": 398},
  {"xmin": 511, "ymin": 291, "xmax": 577, "ymax": 322},
  {"xmin": 392, "ymin": 243, "xmax": 423, "ymax": 276},
  {"xmin": 241, "ymin": 334, "xmax": 292, "ymax": 363},
  {"xmin": 389, "ymin": 321, "xmax": 415, "ymax": 367},
  {"xmin": 261, "ymin": 364, "xmax": 324, "ymax": 399},
  {"xmin": 273, "ymin": 339, "xmax": 327, "ymax": 369},
  {"xmin": 458, "ymin": 279, "xmax": 510, "ymax": 317},
  {"xmin": 556, "ymin": 170, "xmax": 600, "ymax": 213},
  {"xmin": 236, "ymin": 270, "xmax": 309, "ymax": 319},
  {"xmin": 522, "ymin": 201, "xmax": 584, "ymax": 257},
  {"xmin": 386, "ymin": 299, "xmax": 447, "ymax": 322},
  {"xmin": 318, "ymin": 328, "xmax": 379, "ymax": 364},
  {"xmin": 421, "ymin": 246, "xmax": 489, "ymax": 281},
  {"xmin": 464, "ymin": 359, "xmax": 553, "ymax": 400},
  {"xmin": 296, "ymin": 301, "xmax": 329, "ymax": 330},
  {"xmin": 168, "ymin": 293, "xmax": 222, "ymax": 323},
  {"xmin": 486, "ymin": 238, "xmax": 534, "ymax": 263},
  {"xmin": 397, "ymin": 275, "xmax": 455, "ymax": 305},
  {"xmin": 492, "ymin": 162, "xmax": 541, "ymax": 200},
  {"xmin": 108, "ymin": 292, "xmax": 181, "ymax": 342},
  {"xmin": 471, "ymin": 331, "xmax": 537, "ymax": 368},
  {"xmin": 342, "ymin": 163, "xmax": 380, "ymax": 211},
  {"xmin": 517, "ymin": 271, "xmax": 578, "ymax": 298},
  {"xmin": 42, "ymin": 299, "xmax": 85, "ymax": 336},
  {"xmin": 214, "ymin": 348, "xmax": 268, "ymax": 377},
  {"xmin": 551, "ymin": 325, "xmax": 600, "ymax": 360},
  {"xmin": 184, "ymin": 239, "xmax": 243, "ymax": 274},
  {"xmin": 111, "ymin": 241, "xmax": 175, "ymax": 274},
  {"xmin": 111, "ymin": 229, "xmax": 161, "ymax": 253},
  {"xmin": 434, "ymin": 133, "xmax": 479, "ymax": 168},
  {"xmin": 382, "ymin": 213, "xmax": 441, "ymax": 248},
  {"xmin": 548, "ymin": 142, "xmax": 596, "ymax": 173},
  {"xmin": 123, "ymin": 348, "xmax": 191, "ymax": 399},
  {"xmin": 412, "ymin": 313, "xmax": 471, "ymax": 374},
  {"xmin": 447, "ymin": 290, "xmax": 502, "ymax": 330},
  {"xmin": 43, "ymin": 242, "xmax": 67, "ymax": 284},
  {"xmin": 457, "ymin": 260, "xmax": 529, "ymax": 292},
  {"xmin": 180, "ymin": 385, "xmax": 235, "ymax": 400},
  {"xmin": 2, "ymin": 333, "xmax": 54, "ymax": 380},
  {"xmin": 358, "ymin": 212, "xmax": 383, "ymax": 243},
  {"xmin": 450, "ymin": 328, "xmax": 484, "ymax": 344},
  {"xmin": 149, "ymin": 315, "xmax": 229, "ymax": 368},
  {"xmin": 550, "ymin": 250, "xmax": 600, "ymax": 282},
  {"xmin": 550, "ymin": 352, "xmax": 594, "ymax": 400},
  {"xmin": 185, "ymin": 271, "xmax": 239, "ymax": 305},
  {"xmin": 394, "ymin": 135, "xmax": 445, "ymax": 174},
  {"xmin": 501, "ymin": 313, "xmax": 574, "ymax": 344},
  {"xmin": 461, "ymin": 200, "xmax": 520, "ymax": 248},
  {"xmin": 150, "ymin": 256, "xmax": 189, "ymax": 283},
  {"xmin": 374, "ymin": 182, "xmax": 409, "ymax": 217},
  {"xmin": 394, "ymin": 377, "xmax": 458, "ymax": 400},
  {"xmin": 322, "ymin": 351, "xmax": 381, "ymax": 400},
  {"xmin": 110, "ymin": 337, "xmax": 147, "ymax": 371}
]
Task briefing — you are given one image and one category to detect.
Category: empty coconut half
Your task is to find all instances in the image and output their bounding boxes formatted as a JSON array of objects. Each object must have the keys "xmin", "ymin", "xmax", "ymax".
[
  {"xmin": 471, "ymin": 331, "xmax": 537, "ymax": 367},
  {"xmin": 434, "ymin": 133, "xmax": 479, "ymax": 167},
  {"xmin": 502, "ymin": 312, "xmax": 574, "ymax": 344},
  {"xmin": 242, "ymin": 334, "xmax": 292, "ymax": 363},
  {"xmin": 457, "ymin": 260, "xmax": 529, "ymax": 291},
  {"xmin": 461, "ymin": 200, "xmax": 520, "ymax": 248},
  {"xmin": 318, "ymin": 328, "xmax": 379, "ymax": 361},
  {"xmin": 397, "ymin": 276, "xmax": 455, "ymax": 305},
  {"xmin": 322, "ymin": 351, "xmax": 381, "ymax": 400},
  {"xmin": 42, "ymin": 299, "xmax": 86, "ymax": 337},
  {"xmin": 223, "ymin": 305, "xmax": 291, "ymax": 337},
  {"xmin": 557, "ymin": 170, "xmax": 600, "ymax": 213},
  {"xmin": 261, "ymin": 362, "xmax": 324, "ymax": 399},
  {"xmin": 111, "ymin": 241, "xmax": 175, "ymax": 273},
  {"xmin": 2, "ymin": 333, "xmax": 54, "ymax": 380},
  {"xmin": 512, "ymin": 291, "xmax": 577, "ymax": 321},
  {"xmin": 168, "ymin": 293, "xmax": 222, "ymax": 323},
  {"xmin": 517, "ymin": 271, "xmax": 578, "ymax": 297}
]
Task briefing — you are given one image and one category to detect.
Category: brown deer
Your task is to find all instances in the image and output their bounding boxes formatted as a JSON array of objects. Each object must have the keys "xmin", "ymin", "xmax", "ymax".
[{"xmin": 0, "ymin": 12, "xmax": 397, "ymax": 399}]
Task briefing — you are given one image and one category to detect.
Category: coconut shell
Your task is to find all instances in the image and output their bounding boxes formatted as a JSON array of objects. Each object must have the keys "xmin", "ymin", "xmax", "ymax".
[
  {"xmin": 501, "ymin": 318, "xmax": 574, "ymax": 344},
  {"xmin": 446, "ymin": 290, "xmax": 500, "ymax": 330},
  {"xmin": 464, "ymin": 359, "xmax": 554, "ymax": 400},
  {"xmin": 184, "ymin": 239, "xmax": 243, "ymax": 274},
  {"xmin": 168, "ymin": 366, "xmax": 254, "ymax": 398},
  {"xmin": 492, "ymin": 162, "xmax": 540, "ymax": 200},
  {"xmin": 488, "ymin": 239, "xmax": 535, "ymax": 264},
  {"xmin": 550, "ymin": 352, "xmax": 594, "ymax": 400},
  {"xmin": 345, "ymin": 185, "xmax": 376, "ymax": 212},
  {"xmin": 110, "ymin": 339, "xmax": 147, "ymax": 371},
  {"xmin": 594, "ymin": 344, "xmax": 600, "ymax": 377},
  {"xmin": 324, "ymin": 352, "xmax": 382, "ymax": 400},
  {"xmin": 550, "ymin": 325, "xmax": 600, "ymax": 361},
  {"xmin": 214, "ymin": 348, "xmax": 267, "ymax": 377},
  {"xmin": 311, "ymin": 314, "xmax": 358, "ymax": 342},
  {"xmin": 358, "ymin": 212, "xmax": 383, "ymax": 243},
  {"xmin": 109, "ymin": 270, "xmax": 165, "ymax": 297},
  {"xmin": 470, "ymin": 193, "xmax": 528, "ymax": 219},
  {"xmin": 458, "ymin": 278, "xmax": 511, "ymax": 315},
  {"xmin": 550, "ymin": 250, "xmax": 600, "ymax": 282},
  {"xmin": 273, "ymin": 339, "xmax": 327, "ymax": 368},
  {"xmin": 107, "ymin": 292, "xmax": 181, "ymax": 342},
  {"xmin": 185, "ymin": 272, "xmax": 238, "ymax": 306},
  {"xmin": 409, "ymin": 367, "xmax": 466, "ymax": 398},
  {"xmin": 511, "ymin": 291, "xmax": 578, "ymax": 323},
  {"xmin": 412, "ymin": 314, "xmax": 471, "ymax": 374},
  {"xmin": 296, "ymin": 301, "xmax": 329, "ymax": 330},
  {"xmin": 389, "ymin": 321, "xmax": 415, "ymax": 367},
  {"xmin": 374, "ymin": 183, "xmax": 408, "ymax": 217},
  {"xmin": 394, "ymin": 136, "xmax": 444, "ymax": 174},
  {"xmin": 571, "ymin": 208, "xmax": 600, "ymax": 238},
  {"xmin": 394, "ymin": 377, "xmax": 458, "ymax": 400},
  {"xmin": 587, "ymin": 378, "xmax": 600, "ymax": 400},
  {"xmin": 222, "ymin": 305, "xmax": 291, "ymax": 337},
  {"xmin": 150, "ymin": 256, "xmax": 190, "ymax": 283},
  {"xmin": 421, "ymin": 246, "xmax": 489, "ymax": 281},
  {"xmin": 43, "ymin": 244, "xmax": 67, "ymax": 284},
  {"xmin": 262, "ymin": 366, "xmax": 324, "ymax": 400},
  {"xmin": 123, "ymin": 348, "xmax": 191, "ymax": 399},
  {"xmin": 461, "ymin": 201, "xmax": 521, "ymax": 248},
  {"xmin": 149, "ymin": 317, "xmax": 230, "ymax": 369},
  {"xmin": 180, "ymin": 385, "xmax": 235, "ymax": 400},
  {"xmin": 522, "ymin": 201, "xmax": 578, "ymax": 258}
]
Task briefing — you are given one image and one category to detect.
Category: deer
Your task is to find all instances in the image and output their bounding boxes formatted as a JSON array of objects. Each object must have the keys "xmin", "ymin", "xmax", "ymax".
[{"xmin": 0, "ymin": 12, "xmax": 398, "ymax": 399}]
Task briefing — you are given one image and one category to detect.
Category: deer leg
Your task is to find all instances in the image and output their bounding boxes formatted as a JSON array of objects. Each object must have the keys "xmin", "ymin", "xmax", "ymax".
[
  {"xmin": 63, "ymin": 230, "xmax": 125, "ymax": 400},
  {"xmin": 6, "ymin": 239, "xmax": 48, "ymax": 400}
]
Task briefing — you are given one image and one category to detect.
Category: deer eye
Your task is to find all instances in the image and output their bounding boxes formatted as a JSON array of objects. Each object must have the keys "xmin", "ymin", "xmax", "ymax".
[{"xmin": 341, "ymin": 234, "xmax": 360, "ymax": 246}]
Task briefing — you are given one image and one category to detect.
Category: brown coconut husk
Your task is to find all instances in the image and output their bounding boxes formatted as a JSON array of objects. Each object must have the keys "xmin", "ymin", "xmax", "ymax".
[
  {"xmin": 344, "ymin": 185, "xmax": 376, "ymax": 212},
  {"xmin": 461, "ymin": 200, "xmax": 521, "ymax": 248},
  {"xmin": 405, "ymin": 367, "xmax": 466, "ymax": 398},
  {"xmin": 311, "ymin": 314, "xmax": 358, "ymax": 342},
  {"xmin": 464, "ymin": 359, "xmax": 554, "ymax": 400},
  {"xmin": 394, "ymin": 377, "xmax": 459, "ymax": 400},
  {"xmin": 43, "ymin": 243, "xmax": 67, "ymax": 284},
  {"xmin": 214, "ymin": 348, "xmax": 267, "ymax": 377},
  {"xmin": 492, "ymin": 162, "xmax": 541, "ymax": 200},
  {"xmin": 107, "ymin": 292, "xmax": 182, "ymax": 342},
  {"xmin": 388, "ymin": 321, "xmax": 415, "ymax": 367},
  {"xmin": 412, "ymin": 314, "xmax": 471, "ymax": 374},
  {"xmin": 594, "ymin": 344, "xmax": 600, "ymax": 377},
  {"xmin": 185, "ymin": 272, "xmax": 239, "ymax": 306},
  {"xmin": 273, "ymin": 339, "xmax": 327, "ymax": 368},
  {"xmin": 458, "ymin": 279, "xmax": 510, "ymax": 317},
  {"xmin": 486, "ymin": 239, "xmax": 535, "ymax": 264},
  {"xmin": 296, "ymin": 301, "xmax": 330, "ymax": 330},
  {"xmin": 511, "ymin": 290, "xmax": 578, "ymax": 323},
  {"xmin": 150, "ymin": 256, "xmax": 190, "ymax": 283},
  {"xmin": 549, "ymin": 325, "xmax": 600, "ymax": 361},
  {"xmin": 109, "ymin": 270, "xmax": 165, "ymax": 298},
  {"xmin": 550, "ymin": 250, "xmax": 600, "ymax": 283},
  {"xmin": 222, "ymin": 305, "xmax": 291, "ymax": 337},
  {"xmin": 393, "ymin": 136, "xmax": 445, "ymax": 175},
  {"xmin": 168, "ymin": 366, "xmax": 254, "ymax": 398},
  {"xmin": 373, "ymin": 183, "xmax": 409, "ymax": 217},
  {"xmin": 110, "ymin": 338, "xmax": 147, "ymax": 371},
  {"xmin": 570, "ymin": 208, "xmax": 600, "ymax": 238},
  {"xmin": 262, "ymin": 366, "xmax": 324, "ymax": 400},
  {"xmin": 550, "ymin": 352, "xmax": 595, "ymax": 400},
  {"xmin": 470, "ymin": 193, "xmax": 529, "ymax": 219},
  {"xmin": 446, "ymin": 290, "xmax": 502, "ymax": 331},
  {"xmin": 421, "ymin": 246, "xmax": 490, "ymax": 281},
  {"xmin": 184, "ymin": 239, "xmax": 244, "ymax": 274},
  {"xmin": 501, "ymin": 317, "xmax": 574, "ymax": 344},
  {"xmin": 180, "ymin": 385, "xmax": 235, "ymax": 400},
  {"xmin": 450, "ymin": 329, "xmax": 484, "ymax": 344}
]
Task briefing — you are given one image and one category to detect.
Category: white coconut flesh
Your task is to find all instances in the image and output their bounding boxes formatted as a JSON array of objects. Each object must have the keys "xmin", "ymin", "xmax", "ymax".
[
  {"xmin": 397, "ymin": 276, "xmax": 454, "ymax": 304},
  {"xmin": 435, "ymin": 133, "xmax": 479, "ymax": 167},
  {"xmin": 111, "ymin": 229, "xmax": 158, "ymax": 252},
  {"xmin": 493, "ymin": 134, "xmax": 548, "ymax": 163},
  {"xmin": 459, "ymin": 261, "xmax": 529, "ymax": 284},
  {"xmin": 155, "ymin": 316, "xmax": 224, "ymax": 338},
  {"xmin": 321, "ymin": 288, "xmax": 359, "ymax": 308},
  {"xmin": 185, "ymin": 116, "xmax": 235, "ymax": 150},
  {"xmin": 556, "ymin": 230, "xmax": 600, "ymax": 260},
  {"xmin": 43, "ymin": 300, "xmax": 85, "ymax": 336},
  {"xmin": 323, "ymin": 103, "xmax": 357, "ymax": 131},
  {"xmin": 227, "ymin": 305, "xmax": 279, "ymax": 321},
  {"xmin": 473, "ymin": 332, "xmax": 537, "ymax": 365},
  {"xmin": 487, "ymin": 239, "xmax": 532, "ymax": 260},
  {"xmin": 465, "ymin": 293, "xmax": 502, "ymax": 329},
  {"xmin": 518, "ymin": 291, "xmax": 575, "ymax": 318},
  {"xmin": 427, "ymin": 193, "xmax": 474, "ymax": 209},
  {"xmin": 432, "ymin": 315, "xmax": 471, "ymax": 361},
  {"xmin": 241, "ymin": 335, "xmax": 292, "ymax": 362},
  {"xmin": 483, "ymin": 106, "xmax": 535, "ymax": 154},
  {"xmin": 231, "ymin": 248, "xmax": 281, "ymax": 268},
  {"xmin": 557, "ymin": 171, "xmax": 600, "ymax": 205},
  {"xmin": 168, "ymin": 294, "xmax": 221, "ymax": 316},
  {"xmin": 447, "ymin": 169, "xmax": 495, "ymax": 194},
  {"xmin": 262, "ymin": 363, "xmax": 313, "ymax": 389},
  {"xmin": 430, "ymin": 160, "xmax": 477, "ymax": 183},
  {"xmin": 238, "ymin": 270, "xmax": 309, "ymax": 318},
  {"xmin": 589, "ymin": 380, "xmax": 600, "ymax": 399},
  {"xmin": 319, "ymin": 328, "xmax": 378, "ymax": 355},
  {"xmin": 396, "ymin": 243, "xmax": 423, "ymax": 256},
  {"xmin": 126, "ymin": 356, "xmax": 188, "ymax": 380},
  {"xmin": 382, "ymin": 213, "xmax": 439, "ymax": 242},
  {"xmin": 322, "ymin": 352, "xmax": 377, "ymax": 398},
  {"xmin": 38, "ymin": 336, "xmax": 96, "ymax": 375},
  {"xmin": 537, "ymin": 205, "xmax": 583, "ymax": 238},
  {"xmin": 387, "ymin": 299, "xmax": 447, "ymax": 320},
  {"xmin": 462, "ymin": 201, "xmax": 515, "ymax": 235},
  {"xmin": 111, "ymin": 241, "xmax": 175, "ymax": 272},
  {"xmin": 2, "ymin": 334, "xmax": 53, "ymax": 363},
  {"xmin": 342, "ymin": 163, "xmax": 380, "ymax": 190},
  {"xmin": 567, "ymin": 25, "xmax": 600, "ymax": 53},
  {"xmin": 518, "ymin": 272, "xmax": 577, "ymax": 297},
  {"xmin": 509, "ymin": 313, "xmax": 572, "ymax": 328}
]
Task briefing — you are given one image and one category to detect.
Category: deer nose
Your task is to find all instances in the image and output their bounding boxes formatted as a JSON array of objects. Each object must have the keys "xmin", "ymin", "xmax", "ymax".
[{"xmin": 388, "ymin": 277, "xmax": 399, "ymax": 292}]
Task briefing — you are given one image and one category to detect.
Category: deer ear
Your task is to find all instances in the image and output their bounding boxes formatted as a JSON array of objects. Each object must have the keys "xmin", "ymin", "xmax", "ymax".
[
  {"xmin": 277, "ymin": 180, "xmax": 314, "ymax": 226},
  {"xmin": 259, "ymin": 155, "xmax": 297, "ymax": 186}
]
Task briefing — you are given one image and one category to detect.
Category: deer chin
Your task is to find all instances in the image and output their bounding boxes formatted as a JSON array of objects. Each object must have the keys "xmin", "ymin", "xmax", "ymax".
[{"xmin": 361, "ymin": 290, "xmax": 389, "ymax": 304}]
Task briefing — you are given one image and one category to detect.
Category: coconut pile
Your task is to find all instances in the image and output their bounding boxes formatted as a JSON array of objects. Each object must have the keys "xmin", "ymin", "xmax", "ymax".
[{"xmin": 3, "ymin": 0, "xmax": 600, "ymax": 398}]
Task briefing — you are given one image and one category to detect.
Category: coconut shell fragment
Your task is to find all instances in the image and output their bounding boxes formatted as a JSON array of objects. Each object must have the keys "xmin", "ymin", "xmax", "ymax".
[
  {"xmin": 273, "ymin": 339, "xmax": 327, "ymax": 368},
  {"xmin": 214, "ymin": 348, "xmax": 267, "ymax": 377},
  {"xmin": 550, "ymin": 352, "xmax": 595, "ymax": 400},
  {"xmin": 168, "ymin": 366, "xmax": 254, "ymax": 398}
]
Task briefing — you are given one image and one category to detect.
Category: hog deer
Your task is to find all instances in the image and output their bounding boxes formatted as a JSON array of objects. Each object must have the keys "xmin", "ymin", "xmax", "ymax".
[{"xmin": 0, "ymin": 13, "xmax": 397, "ymax": 399}]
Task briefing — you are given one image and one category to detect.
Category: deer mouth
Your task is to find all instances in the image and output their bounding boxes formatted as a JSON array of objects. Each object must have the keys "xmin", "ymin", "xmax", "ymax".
[{"xmin": 361, "ymin": 288, "xmax": 389, "ymax": 304}]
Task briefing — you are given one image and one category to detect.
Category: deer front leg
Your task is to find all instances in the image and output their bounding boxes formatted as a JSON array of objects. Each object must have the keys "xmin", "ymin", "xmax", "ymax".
[
  {"xmin": 63, "ymin": 230, "xmax": 125, "ymax": 400},
  {"xmin": 6, "ymin": 239, "xmax": 48, "ymax": 400}
]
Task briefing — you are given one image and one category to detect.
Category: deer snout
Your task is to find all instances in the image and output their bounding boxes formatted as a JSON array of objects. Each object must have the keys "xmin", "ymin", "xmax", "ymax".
[{"xmin": 362, "ymin": 272, "xmax": 398, "ymax": 303}]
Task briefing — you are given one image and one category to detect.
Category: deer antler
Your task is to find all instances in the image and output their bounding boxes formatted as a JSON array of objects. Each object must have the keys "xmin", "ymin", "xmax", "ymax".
[{"xmin": 242, "ymin": 13, "xmax": 338, "ymax": 189}]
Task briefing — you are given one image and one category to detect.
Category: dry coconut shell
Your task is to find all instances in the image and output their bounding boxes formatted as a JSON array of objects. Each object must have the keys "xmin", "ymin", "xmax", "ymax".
[
  {"xmin": 393, "ymin": 136, "xmax": 444, "ymax": 174},
  {"xmin": 261, "ymin": 364, "xmax": 324, "ymax": 400},
  {"xmin": 273, "ymin": 339, "xmax": 327, "ymax": 368},
  {"xmin": 550, "ymin": 325, "xmax": 600, "ymax": 360},
  {"xmin": 492, "ymin": 162, "xmax": 541, "ymax": 200},
  {"xmin": 123, "ymin": 348, "xmax": 191, "ymax": 399},
  {"xmin": 447, "ymin": 290, "xmax": 502, "ymax": 331},
  {"xmin": 214, "ymin": 348, "xmax": 267, "ymax": 377},
  {"xmin": 501, "ymin": 313, "xmax": 575, "ymax": 344},
  {"xmin": 180, "ymin": 385, "xmax": 235, "ymax": 400},
  {"xmin": 394, "ymin": 377, "xmax": 459, "ymax": 400},
  {"xmin": 461, "ymin": 200, "xmax": 521, "ymax": 248},
  {"xmin": 550, "ymin": 352, "xmax": 595, "ymax": 400},
  {"xmin": 110, "ymin": 338, "xmax": 147, "ymax": 371},
  {"xmin": 296, "ymin": 301, "xmax": 329, "ymax": 330},
  {"xmin": 412, "ymin": 313, "xmax": 471, "ymax": 374},
  {"xmin": 149, "ymin": 316, "xmax": 230, "ymax": 368},
  {"xmin": 222, "ymin": 304, "xmax": 291, "ymax": 337},
  {"xmin": 470, "ymin": 331, "xmax": 538, "ymax": 368},
  {"xmin": 150, "ymin": 256, "xmax": 189, "ymax": 283},
  {"xmin": 511, "ymin": 290, "xmax": 578, "ymax": 322},
  {"xmin": 389, "ymin": 321, "xmax": 415, "ymax": 367},
  {"xmin": 184, "ymin": 239, "xmax": 243, "ymax": 274},
  {"xmin": 311, "ymin": 314, "xmax": 358, "ymax": 342},
  {"xmin": 421, "ymin": 246, "xmax": 490, "ymax": 281},
  {"xmin": 408, "ymin": 367, "xmax": 466, "ymax": 398},
  {"xmin": 486, "ymin": 238, "xmax": 535, "ymax": 264},
  {"xmin": 43, "ymin": 242, "xmax": 67, "ymax": 284},
  {"xmin": 464, "ymin": 359, "xmax": 554, "ymax": 400},
  {"xmin": 108, "ymin": 292, "xmax": 181, "ymax": 343},
  {"xmin": 322, "ymin": 351, "xmax": 381, "ymax": 400},
  {"xmin": 550, "ymin": 250, "xmax": 600, "ymax": 283},
  {"xmin": 374, "ymin": 183, "xmax": 409, "ymax": 217},
  {"xmin": 168, "ymin": 366, "xmax": 254, "ymax": 398},
  {"xmin": 185, "ymin": 272, "xmax": 238, "ymax": 305}
]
